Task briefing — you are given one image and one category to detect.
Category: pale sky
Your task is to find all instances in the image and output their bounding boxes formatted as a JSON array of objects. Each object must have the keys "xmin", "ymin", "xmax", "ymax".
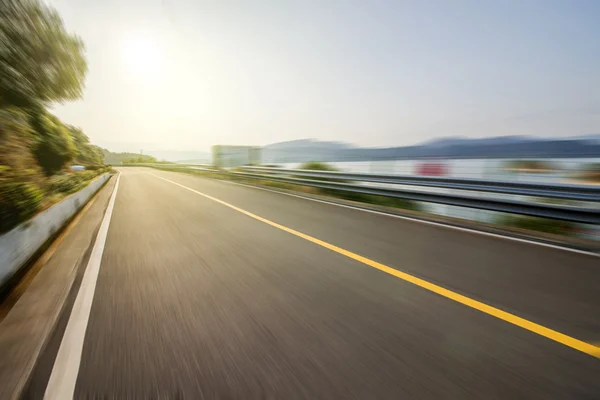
[{"xmin": 48, "ymin": 0, "xmax": 600, "ymax": 153}]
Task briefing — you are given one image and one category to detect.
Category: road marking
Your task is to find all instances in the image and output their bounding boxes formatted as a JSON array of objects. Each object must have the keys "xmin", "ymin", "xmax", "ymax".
[
  {"xmin": 44, "ymin": 174, "xmax": 121, "ymax": 400},
  {"xmin": 150, "ymin": 172, "xmax": 600, "ymax": 359},
  {"xmin": 217, "ymin": 179, "xmax": 600, "ymax": 258},
  {"xmin": 146, "ymin": 166, "xmax": 600, "ymax": 258}
]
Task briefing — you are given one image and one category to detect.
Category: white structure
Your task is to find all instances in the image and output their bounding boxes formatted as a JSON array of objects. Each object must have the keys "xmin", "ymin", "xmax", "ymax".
[{"xmin": 212, "ymin": 145, "xmax": 261, "ymax": 168}]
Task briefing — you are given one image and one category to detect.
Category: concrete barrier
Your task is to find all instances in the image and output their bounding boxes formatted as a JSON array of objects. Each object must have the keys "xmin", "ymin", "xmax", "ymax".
[{"xmin": 0, "ymin": 173, "xmax": 111, "ymax": 288}]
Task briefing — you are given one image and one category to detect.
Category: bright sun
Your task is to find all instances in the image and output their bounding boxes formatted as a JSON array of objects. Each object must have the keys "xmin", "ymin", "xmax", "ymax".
[{"xmin": 122, "ymin": 35, "xmax": 162, "ymax": 77}]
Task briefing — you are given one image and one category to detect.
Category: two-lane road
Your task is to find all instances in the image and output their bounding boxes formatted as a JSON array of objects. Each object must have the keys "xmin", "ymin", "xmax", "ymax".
[{"xmin": 31, "ymin": 168, "xmax": 600, "ymax": 399}]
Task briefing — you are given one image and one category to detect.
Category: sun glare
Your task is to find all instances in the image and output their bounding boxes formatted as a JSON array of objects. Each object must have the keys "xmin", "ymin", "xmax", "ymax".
[{"xmin": 122, "ymin": 34, "xmax": 162, "ymax": 77}]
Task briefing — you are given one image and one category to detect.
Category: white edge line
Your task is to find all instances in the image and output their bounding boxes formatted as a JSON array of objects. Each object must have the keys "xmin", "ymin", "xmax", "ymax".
[
  {"xmin": 172, "ymin": 172, "xmax": 599, "ymax": 258},
  {"xmin": 44, "ymin": 173, "xmax": 121, "ymax": 400}
]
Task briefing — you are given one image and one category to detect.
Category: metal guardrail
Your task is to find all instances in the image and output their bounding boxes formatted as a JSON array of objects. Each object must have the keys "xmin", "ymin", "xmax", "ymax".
[
  {"xmin": 123, "ymin": 163, "xmax": 600, "ymax": 224},
  {"xmin": 234, "ymin": 167, "xmax": 600, "ymax": 225},
  {"xmin": 240, "ymin": 166, "xmax": 600, "ymax": 202}
]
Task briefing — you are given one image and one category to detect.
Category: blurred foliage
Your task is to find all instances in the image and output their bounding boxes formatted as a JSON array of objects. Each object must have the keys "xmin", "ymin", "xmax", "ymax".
[
  {"xmin": 45, "ymin": 170, "xmax": 102, "ymax": 195},
  {"xmin": 325, "ymin": 190, "xmax": 422, "ymax": 211},
  {"xmin": 45, "ymin": 173, "xmax": 81, "ymax": 195},
  {"xmin": 289, "ymin": 162, "xmax": 420, "ymax": 211},
  {"xmin": 0, "ymin": 181, "xmax": 43, "ymax": 233},
  {"xmin": 299, "ymin": 161, "xmax": 338, "ymax": 171},
  {"xmin": 297, "ymin": 161, "xmax": 346, "ymax": 183},
  {"xmin": 0, "ymin": 1, "xmax": 108, "ymax": 232},
  {"xmin": 68, "ymin": 125, "xmax": 104, "ymax": 165},
  {"xmin": 30, "ymin": 110, "xmax": 76, "ymax": 175},
  {"xmin": 504, "ymin": 159, "xmax": 554, "ymax": 173},
  {"xmin": 576, "ymin": 163, "xmax": 600, "ymax": 183},
  {"xmin": 0, "ymin": 108, "xmax": 40, "ymax": 177},
  {"xmin": 496, "ymin": 215, "xmax": 574, "ymax": 236},
  {"xmin": 103, "ymin": 150, "xmax": 171, "ymax": 165},
  {"xmin": 0, "ymin": 0, "xmax": 87, "ymax": 108},
  {"xmin": 122, "ymin": 155, "xmax": 159, "ymax": 164},
  {"xmin": 0, "ymin": 168, "xmax": 107, "ymax": 233}
]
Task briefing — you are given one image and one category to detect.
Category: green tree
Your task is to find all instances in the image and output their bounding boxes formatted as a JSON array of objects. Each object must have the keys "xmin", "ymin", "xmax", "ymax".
[
  {"xmin": 66, "ymin": 125, "xmax": 103, "ymax": 165},
  {"xmin": 0, "ymin": 0, "xmax": 87, "ymax": 108},
  {"xmin": 30, "ymin": 111, "xmax": 75, "ymax": 175},
  {"xmin": 67, "ymin": 125, "xmax": 89, "ymax": 150},
  {"xmin": 88, "ymin": 144, "xmax": 105, "ymax": 165}
]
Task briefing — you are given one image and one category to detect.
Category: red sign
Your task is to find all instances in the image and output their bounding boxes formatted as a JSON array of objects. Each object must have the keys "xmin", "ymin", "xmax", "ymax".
[{"xmin": 415, "ymin": 162, "xmax": 448, "ymax": 176}]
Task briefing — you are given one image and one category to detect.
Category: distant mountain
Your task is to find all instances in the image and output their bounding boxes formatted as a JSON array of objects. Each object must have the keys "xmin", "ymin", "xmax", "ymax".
[
  {"xmin": 576, "ymin": 134, "xmax": 600, "ymax": 142},
  {"xmin": 262, "ymin": 139, "xmax": 353, "ymax": 163},
  {"xmin": 420, "ymin": 136, "xmax": 471, "ymax": 147},
  {"xmin": 264, "ymin": 139, "xmax": 353, "ymax": 150},
  {"xmin": 423, "ymin": 135, "xmax": 536, "ymax": 148},
  {"xmin": 260, "ymin": 136, "xmax": 600, "ymax": 163}
]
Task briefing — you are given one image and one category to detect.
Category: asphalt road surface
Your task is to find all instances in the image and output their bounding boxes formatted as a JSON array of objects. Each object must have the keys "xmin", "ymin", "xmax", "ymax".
[{"xmin": 30, "ymin": 167, "xmax": 600, "ymax": 399}]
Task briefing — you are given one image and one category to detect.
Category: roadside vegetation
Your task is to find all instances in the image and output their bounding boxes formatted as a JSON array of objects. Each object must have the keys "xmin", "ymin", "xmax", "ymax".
[
  {"xmin": 574, "ymin": 163, "xmax": 600, "ymax": 184},
  {"xmin": 295, "ymin": 162, "xmax": 421, "ymax": 211},
  {"xmin": 103, "ymin": 152, "xmax": 174, "ymax": 165},
  {"xmin": 504, "ymin": 160, "xmax": 555, "ymax": 173},
  {"xmin": 495, "ymin": 215, "xmax": 574, "ymax": 236},
  {"xmin": 0, "ymin": 0, "xmax": 109, "ymax": 233}
]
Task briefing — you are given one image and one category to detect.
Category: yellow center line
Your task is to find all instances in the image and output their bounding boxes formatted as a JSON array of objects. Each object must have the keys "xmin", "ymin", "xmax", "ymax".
[{"xmin": 149, "ymin": 172, "xmax": 600, "ymax": 359}]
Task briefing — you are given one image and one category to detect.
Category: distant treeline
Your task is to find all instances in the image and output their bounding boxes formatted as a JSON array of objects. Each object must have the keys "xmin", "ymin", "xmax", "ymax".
[
  {"xmin": 101, "ymin": 151, "xmax": 177, "ymax": 164},
  {"xmin": 102, "ymin": 150, "xmax": 158, "ymax": 164}
]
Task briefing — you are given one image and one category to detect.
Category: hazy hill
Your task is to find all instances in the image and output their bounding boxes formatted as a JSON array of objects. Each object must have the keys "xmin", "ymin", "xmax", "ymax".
[
  {"xmin": 261, "ymin": 136, "xmax": 600, "ymax": 163},
  {"xmin": 262, "ymin": 139, "xmax": 353, "ymax": 163}
]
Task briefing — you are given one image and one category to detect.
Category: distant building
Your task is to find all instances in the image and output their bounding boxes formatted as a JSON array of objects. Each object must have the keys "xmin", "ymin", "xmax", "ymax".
[{"xmin": 212, "ymin": 145, "xmax": 261, "ymax": 168}]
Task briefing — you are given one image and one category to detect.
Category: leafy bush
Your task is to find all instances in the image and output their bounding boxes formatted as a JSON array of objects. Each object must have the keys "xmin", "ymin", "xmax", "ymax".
[
  {"xmin": 299, "ymin": 161, "xmax": 338, "ymax": 171},
  {"xmin": 123, "ymin": 155, "xmax": 158, "ymax": 164},
  {"xmin": 504, "ymin": 160, "xmax": 554, "ymax": 173},
  {"xmin": 297, "ymin": 161, "xmax": 345, "ymax": 184},
  {"xmin": 323, "ymin": 190, "xmax": 421, "ymax": 211},
  {"xmin": 0, "ymin": 108, "xmax": 41, "ymax": 177},
  {"xmin": 83, "ymin": 164, "xmax": 103, "ymax": 171},
  {"xmin": 79, "ymin": 170, "xmax": 99, "ymax": 181},
  {"xmin": 576, "ymin": 163, "xmax": 600, "ymax": 183},
  {"xmin": 0, "ymin": 182, "xmax": 43, "ymax": 233},
  {"xmin": 46, "ymin": 174, "xmax": 80, "ymax": 194},
  {"xmin": 68, "ymin": 126, "xmax": 104, "ymax": 165},
  {"xmin": 46, "ymin": 170, "xmax": 103, "ymax": 195}
]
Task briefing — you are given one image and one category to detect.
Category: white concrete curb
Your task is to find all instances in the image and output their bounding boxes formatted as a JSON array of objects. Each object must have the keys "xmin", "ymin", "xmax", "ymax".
[{"xmin": 0, "ymin": 173, "xmax": 111, "ymax": 288}]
